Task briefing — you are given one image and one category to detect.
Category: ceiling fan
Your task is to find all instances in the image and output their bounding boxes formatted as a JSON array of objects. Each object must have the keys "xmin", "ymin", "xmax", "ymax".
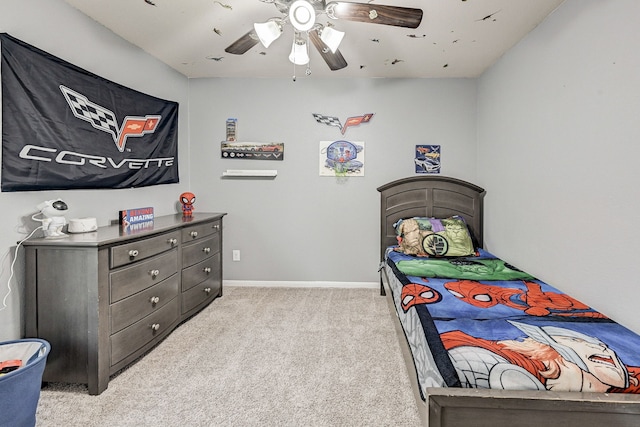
[{"xmin": 224, "ymin": 0, "xmax": 423, "ymax": 73}]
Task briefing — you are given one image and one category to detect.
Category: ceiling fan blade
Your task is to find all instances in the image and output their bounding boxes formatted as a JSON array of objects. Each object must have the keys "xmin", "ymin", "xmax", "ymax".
[
  {"xmin": 326, "ymin": 2, "xmax": 423, "ymax": 29},
  {"xmin": 309, "ymin": 29, "xmax": 348, "ymax": 71},
  {"xmin": 224, "ymin": 30, "xmax": 259, "ymax": 55}
]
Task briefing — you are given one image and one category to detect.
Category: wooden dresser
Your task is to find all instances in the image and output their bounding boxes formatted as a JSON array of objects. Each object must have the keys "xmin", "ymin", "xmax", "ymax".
[{"xmin": 23, "ymin": 212, "xmax": 225, "ymax": 395}]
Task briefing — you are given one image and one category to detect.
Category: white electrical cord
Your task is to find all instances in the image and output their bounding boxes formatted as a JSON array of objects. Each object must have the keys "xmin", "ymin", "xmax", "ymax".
[{"xmin": 0, "ymin": 226, "xmax": 43, "ymax": 311}]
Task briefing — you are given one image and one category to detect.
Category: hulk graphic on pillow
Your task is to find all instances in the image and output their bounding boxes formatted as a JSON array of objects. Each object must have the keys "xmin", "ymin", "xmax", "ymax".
[{"xmin": 395, "ymin": 216, "xmax": 475, "ymax": 257}]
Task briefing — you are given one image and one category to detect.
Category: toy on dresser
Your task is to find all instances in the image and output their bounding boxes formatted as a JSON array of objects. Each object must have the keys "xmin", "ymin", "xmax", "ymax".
[
  {"xmin": 32, "ymin": 199, "xmax": 68, "ymax": 238},
  {"xmin": 180, "ymin": 192, "xmax": 196, "ymax": 217}
]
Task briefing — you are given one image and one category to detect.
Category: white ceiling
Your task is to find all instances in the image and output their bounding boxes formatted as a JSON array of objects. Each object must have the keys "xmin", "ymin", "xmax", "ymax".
[{"xmin": 63, "ymin": 0, "xmax": 565, "ymax": 79}]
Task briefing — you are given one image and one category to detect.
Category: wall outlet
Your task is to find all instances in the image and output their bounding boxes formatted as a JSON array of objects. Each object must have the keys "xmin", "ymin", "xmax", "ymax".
[{"xmin": 232, "ymin": 250, "xmax": 240, "ymax": 262}]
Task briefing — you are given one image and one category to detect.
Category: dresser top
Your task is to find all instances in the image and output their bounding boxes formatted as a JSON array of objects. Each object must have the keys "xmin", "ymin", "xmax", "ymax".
[{"xmin": 23, "ymin": 212, "xmax": 226, "ymax": 247}]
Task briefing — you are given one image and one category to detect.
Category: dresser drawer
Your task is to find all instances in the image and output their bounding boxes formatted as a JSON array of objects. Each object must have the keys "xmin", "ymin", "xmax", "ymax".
[
  {"xmin": 110, "ymin": 230, "xmax": 180, "ymax": 268},
  {"xmin": 110, "ymin": 249, "xmax": 178, "ymax": 302},
  {"xmin": 181, "ymin": 253, "xmax": 221, "ymax": 292},
  {"xmin": 182, "ymin": 235, "xmax": 220, "ymax": 268},
  {"xmin": 181, "ymin": 280, "xmax": 220, "ymax": 314},
  {"xmin": 181, "ymin": 220, "xmax": 221, "ymax": 243},
  {"xmin": 111, "ymin": 297, "xmax": 179, "ymax": 366},
  {"xmin": 110, "ymin": 274, "xmax": 179, "ymax": 333}
]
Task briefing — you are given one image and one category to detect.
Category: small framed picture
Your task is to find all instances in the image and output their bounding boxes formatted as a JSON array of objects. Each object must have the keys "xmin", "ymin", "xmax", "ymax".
[{"xmin": 415, "ymin": 145, "xmax": 441, "ymax": 174}]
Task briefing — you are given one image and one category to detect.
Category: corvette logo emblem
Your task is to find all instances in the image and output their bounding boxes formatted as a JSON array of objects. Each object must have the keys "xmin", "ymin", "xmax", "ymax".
[
  {"xmin": 60, "ymin": 85, "xmax": 161, "ymax": 152},
  {"xmin": 312, "ymin": 113, "xmax": 374, "ymax": 135}
]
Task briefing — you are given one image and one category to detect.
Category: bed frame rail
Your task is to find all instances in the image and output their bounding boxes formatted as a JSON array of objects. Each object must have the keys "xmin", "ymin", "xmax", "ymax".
[{"xmin": 428, "ymin": 388, "xmax": 640, "ymax": 427}]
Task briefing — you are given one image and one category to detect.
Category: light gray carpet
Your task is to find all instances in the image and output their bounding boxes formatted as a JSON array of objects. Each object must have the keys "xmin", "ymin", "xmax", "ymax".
[{"xmin": 36, "ymin": 286, "xmax": 421, "ymax": 426}]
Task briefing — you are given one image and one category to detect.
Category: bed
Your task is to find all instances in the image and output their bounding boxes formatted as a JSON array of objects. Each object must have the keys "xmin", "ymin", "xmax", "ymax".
[{"xmin": 378, "ymin": 176, "xmax": 640, "ymax": 427}]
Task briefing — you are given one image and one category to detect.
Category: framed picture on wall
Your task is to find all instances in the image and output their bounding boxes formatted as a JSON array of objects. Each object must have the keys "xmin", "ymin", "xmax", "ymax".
[{"xmin": 415, "ymin": 145, "xmax": 441, "ymax": 174}]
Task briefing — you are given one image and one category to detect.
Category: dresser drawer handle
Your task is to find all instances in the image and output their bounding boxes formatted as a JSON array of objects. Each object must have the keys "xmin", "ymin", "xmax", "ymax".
[
  {"xmin": 128, "ymin": 249, "xmax": 139, "ymax": 257},
  {"xmin": 204, "ymin": 287, "xmax": 212, "ymax": 294},
  {"xmin": 167, "ymin": 238, "xmax": 178, "ymax": 245},
  {"xmin": 150, "ymin": 323, "xmax": 160, "ymax": 331},
  {"xmin": 149, "ymin": 269, "xmax": 160, "ymax": 278},
  {"xmin": 150, "ymin": 296, "xmax": 160, "ymax": 304},
  {"xmin": 190, "ymin": 231, "xmax": 198, "ymax": 238},
  {"xmin": 203, "ymin": 247, "xmax": 211, "ymax": 254},
  {"xmin": 203, "ymin": 267, "xmax": 212, "ymax": 274},
  {"xmin": 213, "ymin": 224, "xmax": 220, "ymax": 230}
]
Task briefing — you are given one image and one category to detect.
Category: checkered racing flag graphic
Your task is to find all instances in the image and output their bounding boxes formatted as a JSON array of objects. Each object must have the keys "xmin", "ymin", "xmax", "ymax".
[
  {"xmin": 312, "ymin": 113, "xmax": 342, "ymax": 130},
  {"xmin": 60, "ymin": 85, "xmax": 119, "ymax": 143}
]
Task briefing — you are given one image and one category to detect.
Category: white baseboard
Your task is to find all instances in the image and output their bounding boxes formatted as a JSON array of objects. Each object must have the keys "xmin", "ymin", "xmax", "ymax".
[{"xmin": 223, "ymin": 280, "xmax": 378, "ymax": 289}]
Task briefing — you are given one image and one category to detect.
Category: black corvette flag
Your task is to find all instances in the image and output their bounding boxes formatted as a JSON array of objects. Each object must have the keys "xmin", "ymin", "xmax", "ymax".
[{"xmin": 1, "ymin": 33, "xmax": 179, "ymax": 192}]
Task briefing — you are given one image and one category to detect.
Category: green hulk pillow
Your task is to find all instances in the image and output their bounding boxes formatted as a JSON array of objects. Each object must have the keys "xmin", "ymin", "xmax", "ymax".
[{"xmin": 395, "ymin": 216, "xmax": 476, "ymax": 257}]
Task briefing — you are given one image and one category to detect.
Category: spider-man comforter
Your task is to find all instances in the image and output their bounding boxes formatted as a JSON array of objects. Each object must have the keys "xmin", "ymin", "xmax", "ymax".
[{"xmin": 384, "ymin": 248, "xmax": 640, "ymax": 399}]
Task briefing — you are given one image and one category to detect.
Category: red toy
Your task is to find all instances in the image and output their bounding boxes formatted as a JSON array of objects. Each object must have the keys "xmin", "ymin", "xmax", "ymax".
[
  {"xmin": 180, "ymin": 192, "xmax": 196, "ymax": 217},
  {"xmin": 0, "ymin": 359, "xmax": 22, "ymax": 375}
]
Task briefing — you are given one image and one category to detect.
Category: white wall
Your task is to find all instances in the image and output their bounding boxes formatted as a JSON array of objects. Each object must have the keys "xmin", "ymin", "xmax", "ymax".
[
  {"xmin": 0, "ymin": 0, "xmax": 190, "ymax": 340},
  {"xmin": 478, "ymin": 0, "xmax": 640, "ymax": 333},
  {"xmin": 188, "ymin": 77, "xmax": 478, "ymax": 283}
]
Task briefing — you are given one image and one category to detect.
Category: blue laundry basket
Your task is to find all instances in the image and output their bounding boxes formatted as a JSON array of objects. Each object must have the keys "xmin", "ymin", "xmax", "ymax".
[{"xmin": 0, "ymin": 339, "xmax": 50, "ymax": 427}]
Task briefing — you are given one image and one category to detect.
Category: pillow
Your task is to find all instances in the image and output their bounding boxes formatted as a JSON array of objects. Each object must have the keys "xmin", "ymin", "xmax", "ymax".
[{"xmin": 394, "ymin": 215, "xmax": 477, "ymax": 257}]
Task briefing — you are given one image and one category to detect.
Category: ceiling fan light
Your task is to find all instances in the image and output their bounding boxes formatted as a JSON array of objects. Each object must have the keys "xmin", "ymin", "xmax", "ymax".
[
  {"xmin": 253, "ymin": 20, "xmax": 282, "ymax": 48},
  {"xmin": 289, "ymin": 39, "xmax": 310, "ymax": 65},
  {"xmin": 320, "ymin": 27, "xmax": 344, "ymax": 53},
  {"xmin": 289, "ymin": 0, "xmax": 316, "ymax": 32}
]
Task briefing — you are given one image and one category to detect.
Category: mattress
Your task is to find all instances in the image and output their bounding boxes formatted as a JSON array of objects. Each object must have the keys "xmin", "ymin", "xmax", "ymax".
[{"xmin": 384, "ymin": 247, "xmax": 640, "ymax": 400}]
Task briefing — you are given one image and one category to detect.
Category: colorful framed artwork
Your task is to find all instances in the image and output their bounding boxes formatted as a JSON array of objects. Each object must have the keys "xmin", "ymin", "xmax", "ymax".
[{"xmin": 415, "ymin": 145, "xmax": 441, "ymax": 174}]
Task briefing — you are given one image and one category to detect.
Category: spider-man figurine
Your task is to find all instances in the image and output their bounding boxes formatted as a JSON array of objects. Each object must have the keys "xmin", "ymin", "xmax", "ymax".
[{"xmin": 180, "ymin": 192, "xmax": 196, "ymax": 217}]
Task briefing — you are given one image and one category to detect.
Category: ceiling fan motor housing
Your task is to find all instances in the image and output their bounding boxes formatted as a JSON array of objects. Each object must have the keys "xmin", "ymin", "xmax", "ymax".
[{"xmin": 289, "ymin": 1, "xmax": 317, "ymax": 31}]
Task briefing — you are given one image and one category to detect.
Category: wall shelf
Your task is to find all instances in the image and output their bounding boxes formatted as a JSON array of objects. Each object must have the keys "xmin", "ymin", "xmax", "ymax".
[{"xmin": 222, "ymin": 169, "xmax": 277, "ymax": 177}]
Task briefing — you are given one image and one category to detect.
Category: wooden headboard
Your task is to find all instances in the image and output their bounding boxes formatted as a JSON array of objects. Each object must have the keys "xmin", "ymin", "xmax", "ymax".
[{"xmin": 377, "ymin": 176, "xmax": 486, "ymax": 261}]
